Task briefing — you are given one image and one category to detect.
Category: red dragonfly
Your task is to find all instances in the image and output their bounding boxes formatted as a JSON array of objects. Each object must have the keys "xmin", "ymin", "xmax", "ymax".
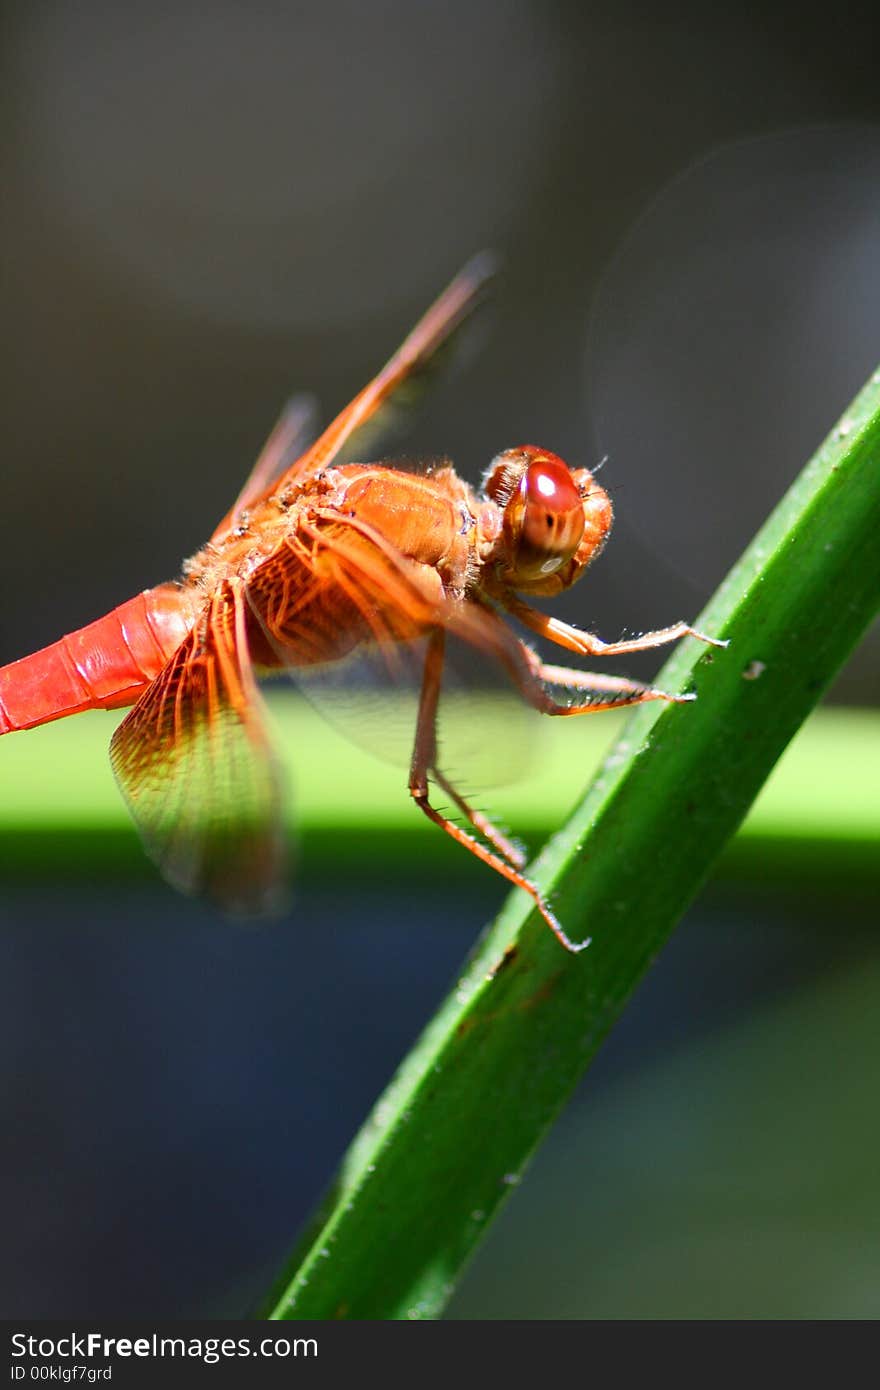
[{"xmin": 0, "ymin": 258, "xmax": 720, "ymax": 952}]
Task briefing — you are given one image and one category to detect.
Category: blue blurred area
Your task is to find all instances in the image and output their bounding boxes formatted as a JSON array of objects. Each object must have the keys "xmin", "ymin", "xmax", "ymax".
[
  {"xmin": 0, "ymin": 882, "xmax": 491, "ymax": 1317},
  {"xmin": 2, "ymin": 884, "xmax": 877, "ymax": 1318}
]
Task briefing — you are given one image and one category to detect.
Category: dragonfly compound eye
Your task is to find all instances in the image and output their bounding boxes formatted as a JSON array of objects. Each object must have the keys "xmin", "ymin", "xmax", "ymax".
[{"xmin": 503, "ymin": 450, "xmax": 585, "ymax": 584}]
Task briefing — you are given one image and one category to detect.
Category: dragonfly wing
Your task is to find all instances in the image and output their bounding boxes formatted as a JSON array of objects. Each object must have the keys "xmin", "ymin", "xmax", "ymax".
[
  {"xmin": 212, "ymin": 394, "xmax": 318, "ymax": 540},
  {"xmin": 246, "ymin": 510, "xmax": 442, "ymax": 665},
  {"xmin": 243, "ymin": 508, "xmax": 538, "ymax": 787},
  {"xmin": 234, "ymin": 394, "xmax": 318, "ymax": 513},
  {"xmin": 275, "ymin": 252, "xmax": 497, "ymax": 488},
  {"xmin": 244, "ymin": 507, "xmax": 450, "ymax": 763},
  {"xmin": 110, "ymin": 584, "xmax": 287, "ymax": 915}
]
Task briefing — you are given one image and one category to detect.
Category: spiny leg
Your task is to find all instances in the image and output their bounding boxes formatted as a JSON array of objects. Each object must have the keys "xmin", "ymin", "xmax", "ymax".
[
  {"xmin": 447, "ymin": 603, "xmax": 699, "ymax": 720},
  {"xmin": 528, "ymin": 656, "xmax": 700, "ymax": 711},
  {"xmin": 412, "ymin": 628, "xmax": 525, "ymax": 868},
  {"xmin": 431, "ymin": 765, "xmax": 527, "ymax": 871},
  {"xmin": 507, "ymin": 598, "xmax": 727, "ymax": 661},
  {"xmin": 512, "ymin": 644, "xmax": 694, "ymax": 718},
  {"xmin": 431, "ymin": 657, "xmax": 680, "ymax": 855},
  {"xmin": 534, "ymin": 660, "xmax": 695, "ymax": 705},
  {"xmin": 408, "ymin": 629, "xmax": 589, "ymax": 954}
]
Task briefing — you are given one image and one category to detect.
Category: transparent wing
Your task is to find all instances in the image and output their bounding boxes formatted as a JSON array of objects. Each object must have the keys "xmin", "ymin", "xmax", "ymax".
[
  {"xmin": 232, "ymin": 394, "xmax": 318, "ymax": 515},
  {"xmin": 211, "ymin": 394, "xmax": 318, "ymax": 541},
  {"xmin": 266, "ymin": 624, "xmax": 535, "ymax": 789},
  {"xmin": 244, "ymin": 507, "xmax": 538, "ymax": 790},
  {"xmin": 110, "ymin": 584, "xmax": 288, "ymax": 915},
  {"xmin": 272, "ymin": 252, "xmax": 497, "ymax": 490}
]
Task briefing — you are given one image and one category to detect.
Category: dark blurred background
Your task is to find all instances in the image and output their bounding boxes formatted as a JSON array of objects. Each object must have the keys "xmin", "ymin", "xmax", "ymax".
[{"xmin": 1, "ymin": 0, "xmax": 879, "ymax": 1318}]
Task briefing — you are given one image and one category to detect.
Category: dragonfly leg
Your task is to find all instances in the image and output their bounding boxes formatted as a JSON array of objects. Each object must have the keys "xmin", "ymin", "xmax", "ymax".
[
  {"xmin": 431, "ymin": 764, "xmax": 527, "ymax": 871},
  {"xmin": 526, "ymin": 655, "xmax": 695, "ymax": 709},
  {"xmin": 408, "ymin": 629, "xmax": 589, "ymax": 954},
  {"xmin": 508, "ymin": 656, "xmax": 692, "ymax": 718},
  {"xmin": 507, "ymin": 598, "xmax": 727, "ymax": 660},
  {"xmin": 448, "ymin": 605, "xmax": 697, "ymax": 718}
]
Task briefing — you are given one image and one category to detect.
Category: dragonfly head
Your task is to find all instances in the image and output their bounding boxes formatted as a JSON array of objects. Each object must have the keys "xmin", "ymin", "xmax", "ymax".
[{"xmin": 481, "ymin": 447, "xmax": 612, "ymax": 595}]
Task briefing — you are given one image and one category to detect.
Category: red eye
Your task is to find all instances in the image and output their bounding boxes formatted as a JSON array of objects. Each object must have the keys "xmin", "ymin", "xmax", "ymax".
[
  {"xmin": 523, "ymin": 456, "xmax": 582, "ymax": 519},
  {"xmin": 508, "ymin": 452, "xmax": 585, "ymax": 581},
  {"xmin": 484, "ymin": 445, "xmax": 612, "ymax": 595}
]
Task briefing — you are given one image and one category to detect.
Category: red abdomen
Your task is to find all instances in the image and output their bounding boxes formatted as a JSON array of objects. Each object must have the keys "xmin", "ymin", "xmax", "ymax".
[{"xmin": 0, "ymin": 584, "xmax": 194, "ymax": 735}]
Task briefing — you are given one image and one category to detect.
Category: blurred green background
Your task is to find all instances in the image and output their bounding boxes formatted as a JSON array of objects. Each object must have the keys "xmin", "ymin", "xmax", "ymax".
[{"xmin": 0, "ymin": 0, "xmax": 878, "ymax": 1318}]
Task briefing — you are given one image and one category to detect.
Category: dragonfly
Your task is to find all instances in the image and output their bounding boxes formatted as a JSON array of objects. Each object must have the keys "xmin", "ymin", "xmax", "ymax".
[{"xmin": 0, "ymin": 256, "xmax": 721, "ymax": 952}]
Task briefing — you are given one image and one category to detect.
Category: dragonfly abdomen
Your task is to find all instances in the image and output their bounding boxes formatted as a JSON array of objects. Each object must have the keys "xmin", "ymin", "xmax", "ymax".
[{"xmin": 0, "ymin": 585, "xmax": 193, "ymax": 734}]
